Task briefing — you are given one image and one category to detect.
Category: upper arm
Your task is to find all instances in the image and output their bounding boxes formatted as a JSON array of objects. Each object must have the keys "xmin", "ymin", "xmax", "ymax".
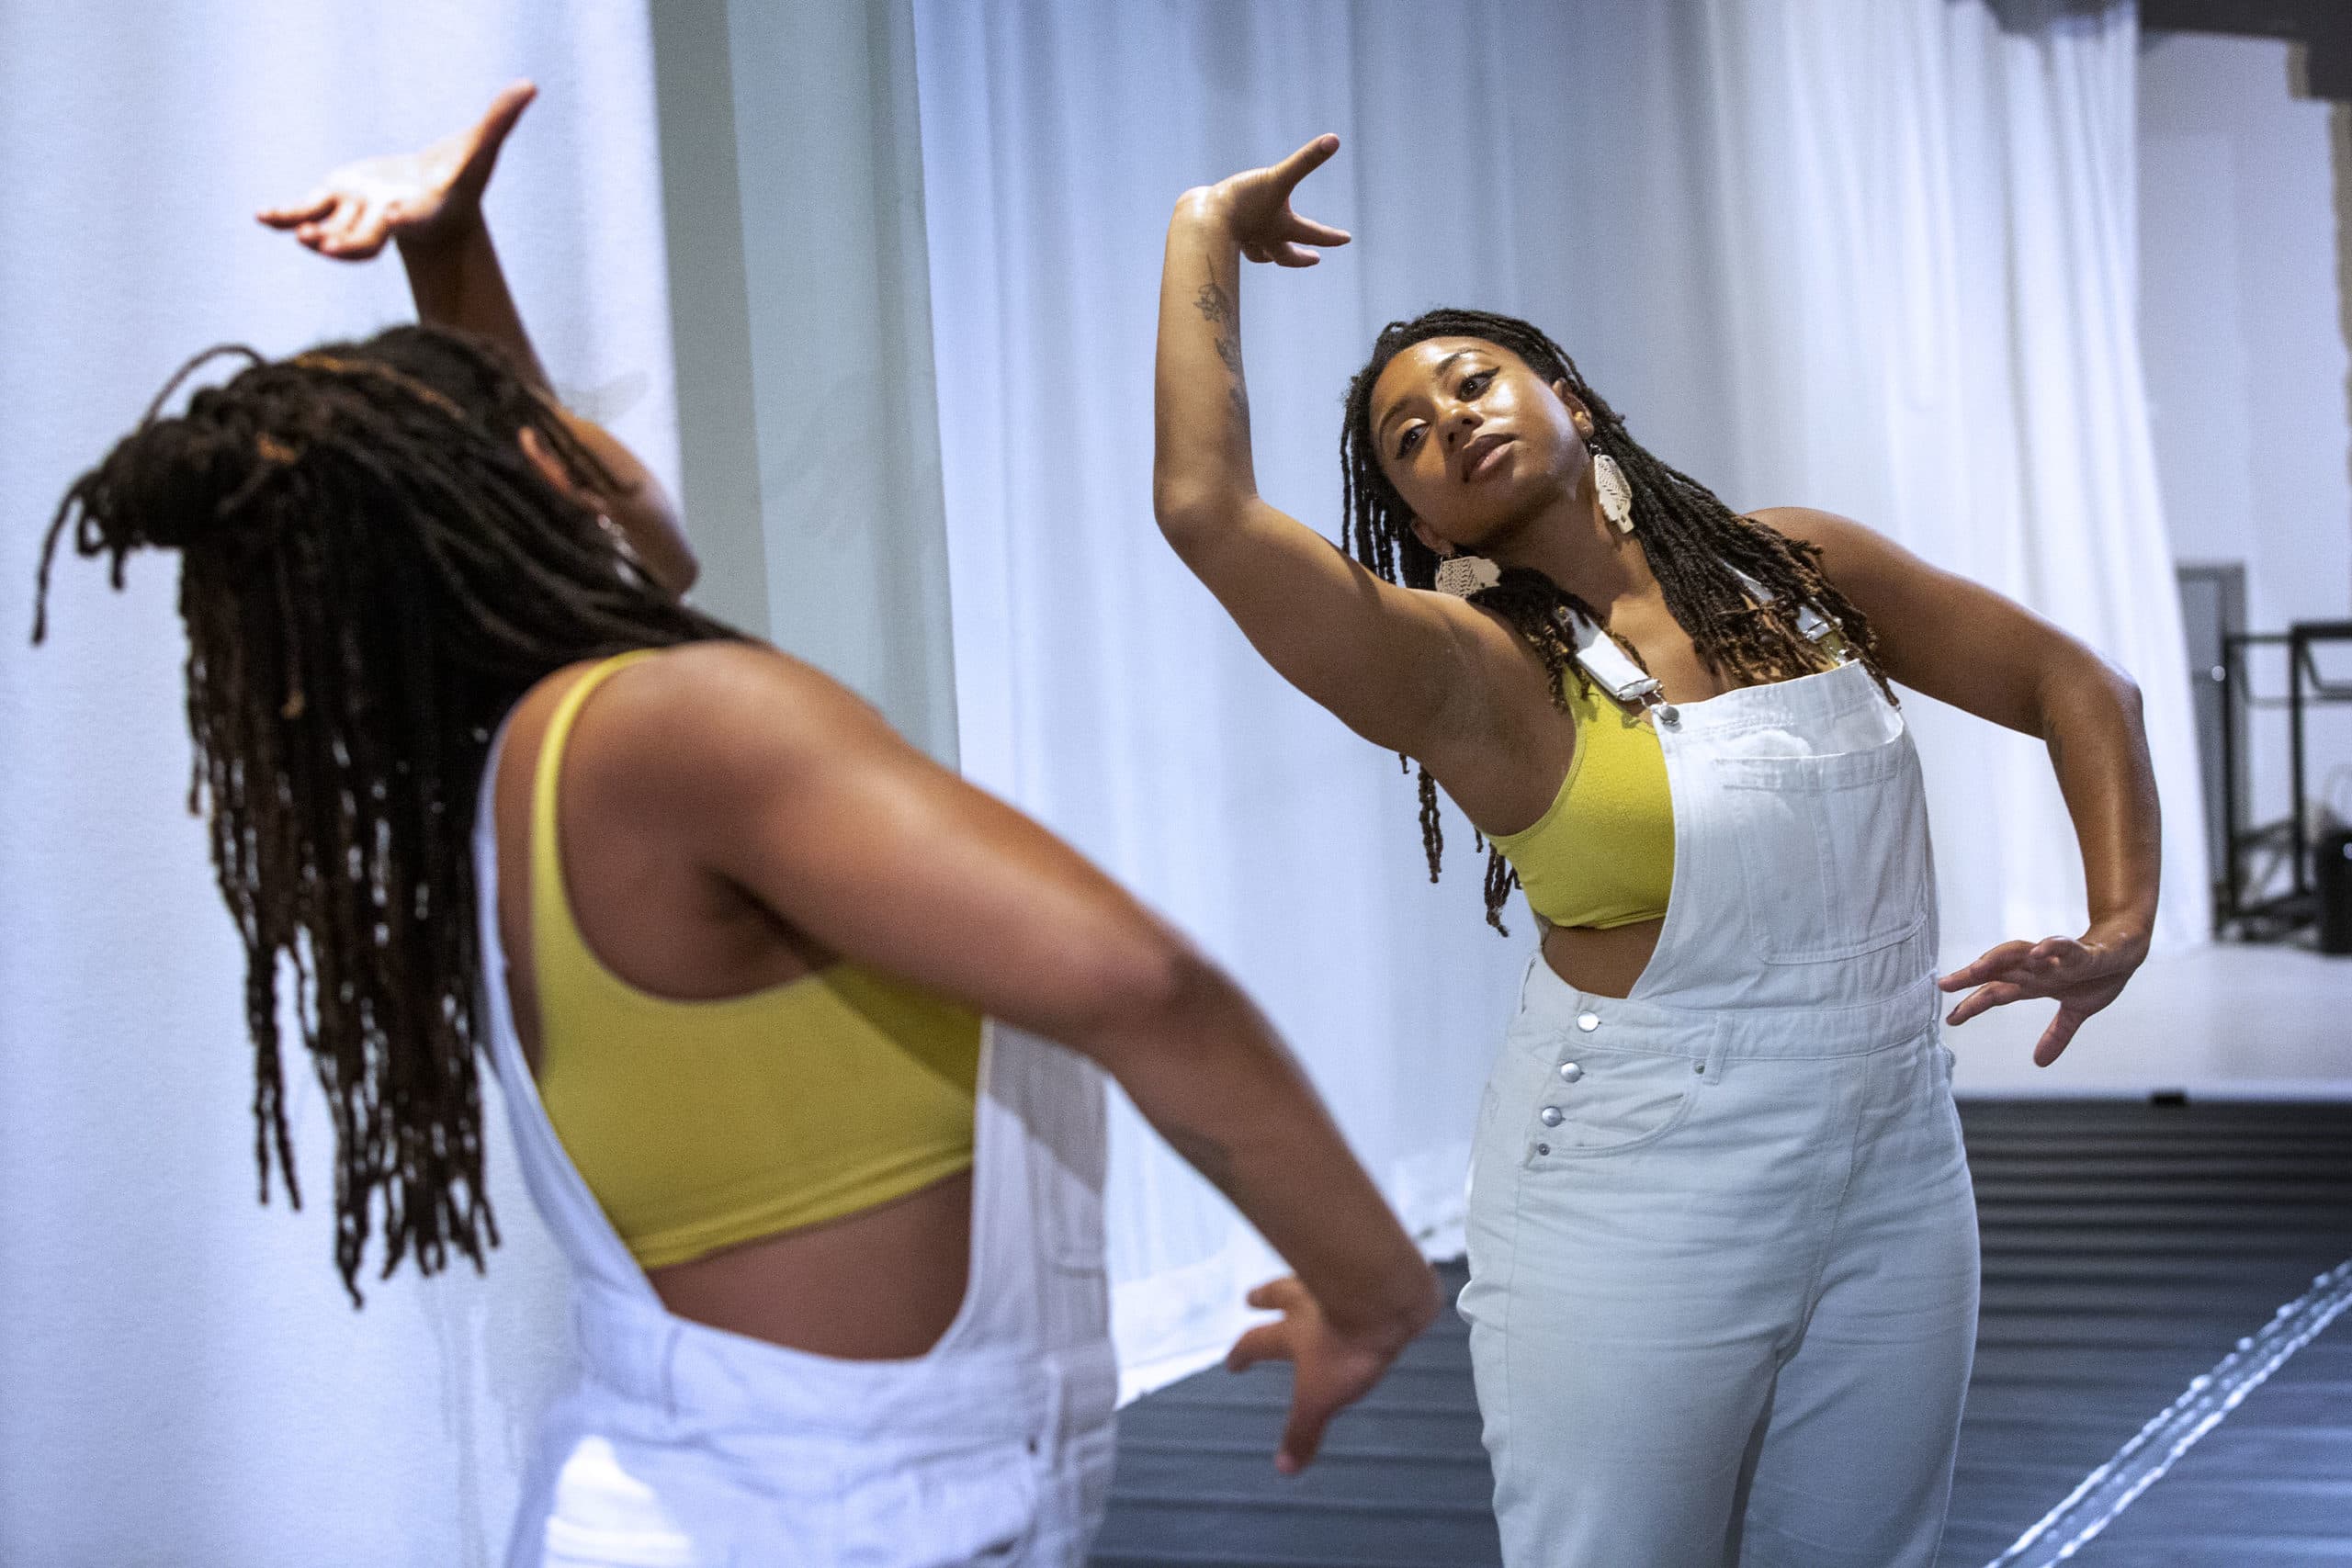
[
  {"xmin": 559, "ymin": 410, "xmax": 700, "ymax": 595},
  {"xmin": 614, "ymin": 643, "xmax": 1195, "ymax": 1048},
  {"xmin": 1753, "ymin": 506, "xmax": 2130, "ymax": 732},
  {"xmin": 1159, "ymin": 495, "xmax": 1508, "ymax": 757}
]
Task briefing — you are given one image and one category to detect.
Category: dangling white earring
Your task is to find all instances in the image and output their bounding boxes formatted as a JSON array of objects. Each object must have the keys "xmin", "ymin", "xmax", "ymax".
[
  {"xmin": 1433, "ymin": 553, "xmax": 1501, "ymax": 597},
  {"xmin": 1590, "ymin": 450, "xmax": 1634, "ymax": 534}
]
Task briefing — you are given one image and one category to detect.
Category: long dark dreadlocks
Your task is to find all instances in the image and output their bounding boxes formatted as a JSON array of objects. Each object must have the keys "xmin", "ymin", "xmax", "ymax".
[
  {"xmin": 34, "ymin": 326, "xmax": 744, "ymax": 1301},
  {"xmin": 1340, "ymin": 307, "xmax": 1891, "ymax": 934}
]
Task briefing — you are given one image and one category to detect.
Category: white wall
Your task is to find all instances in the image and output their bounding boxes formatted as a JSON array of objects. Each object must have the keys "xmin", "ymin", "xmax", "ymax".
[
  {"xmin": 0, "ymin": 6, "xmax": 673, "ymax": 1562},
  {"xmin": 2139, "ymin": 32, "xmax": 2352, "ymax": 832}
]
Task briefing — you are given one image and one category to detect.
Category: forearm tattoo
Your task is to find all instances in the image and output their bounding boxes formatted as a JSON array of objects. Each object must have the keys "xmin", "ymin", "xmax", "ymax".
[{"xmin": 1193, "ymin": 257, "xmax": 1250, "ymax": 424}]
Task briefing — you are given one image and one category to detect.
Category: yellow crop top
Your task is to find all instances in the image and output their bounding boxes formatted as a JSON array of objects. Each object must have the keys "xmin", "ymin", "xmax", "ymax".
[
  {"xmin": 529, "ymin": 652, "xmax": 983, "ymax": 1271},
  {"xmin": 1489, "ymin": 672, "xmax": 1676, "ymax": 931},
  {"xmin": 1491, "ymin": 620, "xmax": 1849, "ymax": 929}
]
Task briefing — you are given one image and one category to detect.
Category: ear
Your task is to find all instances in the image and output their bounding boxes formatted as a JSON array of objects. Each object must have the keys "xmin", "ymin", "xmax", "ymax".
[
  {"xmin": 1408, "ymin": 515, "xmax": 1452, "ymax": 558},
  {"xmin": 1551, "ymin": 378, "xmax": 1594, "ymax": 441},
  {"xmin": 517, "ymin": 424, "xmax": 591, "ymax": 504}
]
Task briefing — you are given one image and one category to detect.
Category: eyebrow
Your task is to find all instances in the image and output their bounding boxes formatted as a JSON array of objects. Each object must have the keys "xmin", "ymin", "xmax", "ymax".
[{"xmin": 1375, "ymin": 350, "xmax": 1476, "ymax": 440}]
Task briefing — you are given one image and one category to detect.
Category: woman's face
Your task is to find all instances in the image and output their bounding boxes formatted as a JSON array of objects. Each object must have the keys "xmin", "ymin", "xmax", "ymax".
[{"xmin": 1367, "ymin": 337, "xmax": 1592, "ymax": 558}]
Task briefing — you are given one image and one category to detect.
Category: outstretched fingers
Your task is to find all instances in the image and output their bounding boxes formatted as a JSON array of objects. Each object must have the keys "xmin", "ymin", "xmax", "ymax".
[
  {"xmin": 461, "ymin": 79, "xmax": 537, "ymax": 176},
  {"xmin": 1946, "ymin": 979, "xmax": 2023, "ymax": 1028},
  {"xmin": 256, "ymin": 188, "xmax": 336, "ymax": 229},
  {"xmin": 1274, "ymin": 1392, "xmax": 1332, "ymax": 1477},
  {"xmin": 1226, "ymin": 1277, "xmax": 1306, "ymax": 1371},
  {"xmin": 316, "ymin": 200, "xmax": 390, "ymax": 259},
  {"xmin": 1938, "ymin": 939, "xmax": 2033, "ymax": 994},
  {"xmin": 1224, "ymin": 1320, "xmax": 1293, "ymax": 1374},
  {"xmin": 2033, "ymin": 1004, "xmax": 2087, "ymax": 1066},
  {"xmin": 1269, "ymin": 133, "xmax": 1340, "ymax": 194},
  {"xmin": 479, "ymin": 79, "xmax": 539, "ymax": 139}
]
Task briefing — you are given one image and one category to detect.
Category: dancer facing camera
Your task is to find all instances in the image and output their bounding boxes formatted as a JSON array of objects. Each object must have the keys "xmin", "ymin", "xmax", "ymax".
[
  {"xmin": 1154, "ymin": 135, "xmax": 2161, "ymax": 1568},
  {"xmin": 37, "ymin": 90, "xmax": 1436, "ymax": 1568}
]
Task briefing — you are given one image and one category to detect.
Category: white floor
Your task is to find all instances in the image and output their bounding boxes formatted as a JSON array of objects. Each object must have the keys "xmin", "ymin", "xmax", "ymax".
[{"xmin": 1948, "ymin": 941, "xmax": 2352, "ymax": 1099}]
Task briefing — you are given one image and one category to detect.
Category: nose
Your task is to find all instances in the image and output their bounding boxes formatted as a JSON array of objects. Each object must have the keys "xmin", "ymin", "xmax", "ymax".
[{"xmin": 1442, "ymin": 403, "xmax": 1483, "ymax": 454}]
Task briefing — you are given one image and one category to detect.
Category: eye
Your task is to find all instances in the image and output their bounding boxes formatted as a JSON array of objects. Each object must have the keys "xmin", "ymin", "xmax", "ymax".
[
  {"xmin": 1461, "ymin": 370, "xmax": 1495, "ymax": 398},
  {"xmin": 1396, "ymin": 425, "xmax": 1426, "ymax": 458}
]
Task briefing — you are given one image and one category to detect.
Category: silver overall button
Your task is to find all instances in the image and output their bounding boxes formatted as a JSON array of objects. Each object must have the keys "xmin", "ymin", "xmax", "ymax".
[
  {"xmin": 1558, "ymin": 1061, "xmax": 1584, "ymax": 1083},
  {"xmin": 1539, "ymin": 1106, "xmax": 1565, "ymax": 1127},
  {"xmin": 1575, "ymin": 1011, "xmax": 1600, "ymax": 1032},
  {"xmin": 1655, "ymin": 703, "xmax": 1680, "ymax": 728}
]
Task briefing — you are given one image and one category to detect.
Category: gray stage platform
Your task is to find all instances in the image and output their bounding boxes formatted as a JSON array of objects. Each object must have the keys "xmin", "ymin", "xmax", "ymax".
[{"xmin": 1088, "ymin": 1100, "xmax": 2352, "ymax": 1568}]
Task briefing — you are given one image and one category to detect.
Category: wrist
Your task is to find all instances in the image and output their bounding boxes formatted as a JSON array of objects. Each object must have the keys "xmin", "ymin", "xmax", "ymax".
[
  {"xmin": 2085, "ymin": 915, "xmax": 2153, "ymax": 960},
  {"xmin": 1323, "ymin": 1261, "xmax": 1439, "ymax": 1348},
  {"xmin": 1172, "ymin": 186, "xmax": 1234, "ymax": 234},
  {"xmin": 392, "ymin": 210, "xmax": 486, "ymax": 265}
]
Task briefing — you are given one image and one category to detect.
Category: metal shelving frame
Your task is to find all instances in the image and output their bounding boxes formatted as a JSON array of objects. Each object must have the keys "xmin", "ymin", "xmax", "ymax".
[{"xmin": 2216, "ymin": 620, "xmax": 2352, "ymax": 937}]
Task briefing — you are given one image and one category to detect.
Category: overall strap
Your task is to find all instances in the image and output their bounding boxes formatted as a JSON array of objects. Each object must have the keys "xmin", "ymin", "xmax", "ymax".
[
  {"xmin": 1556, "ymin": 570, "xmax": 1839, "ymax": 712},
  {"xmin": 528, "ymin": 649, "xmax": 663, "ymax": 976}
]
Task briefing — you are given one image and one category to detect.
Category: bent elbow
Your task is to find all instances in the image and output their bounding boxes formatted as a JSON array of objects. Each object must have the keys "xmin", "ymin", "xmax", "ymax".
[
  {"xmin": 2090, "ymin": 658, "xmax": 2143, "ymax": 725},
  {"xmin": 1084, "ymin": 933, "xmax": 1208, "ymax": 1031},
  {"xmin": 1152, "ymin": 488, "xmax": 1240, "ymax": 564},
  {"xmin": 1152, "ymin": 482, "xmax": 1209, "ymax": 536},
  {"xmin": 1057, "ymin": 931, "xmax": 1231, "ymax": 1066}
]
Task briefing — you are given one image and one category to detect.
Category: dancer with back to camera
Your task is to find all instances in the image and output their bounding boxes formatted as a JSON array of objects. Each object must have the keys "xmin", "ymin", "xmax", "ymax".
[
  {"xmin": 1152, "ymin": 134, "xmax": 2162, "ymax": 1567},
  {"xmin": 37, "ymin": 89, "xmax": 1437, "ymax": 1567}
]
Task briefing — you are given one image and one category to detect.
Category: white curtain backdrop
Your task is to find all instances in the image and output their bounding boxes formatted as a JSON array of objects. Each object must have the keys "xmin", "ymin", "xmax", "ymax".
[
  {"xmin": 912, "ymin": 0, "xmax": 2207, "ymax": 1399},
  {"xmin": 0, "ymin": 5, "xmax": 673, "ymax": 1562},
  {"xmin": 3, "ymin": 1, "xmax": 2215, "ymax": 1553}
]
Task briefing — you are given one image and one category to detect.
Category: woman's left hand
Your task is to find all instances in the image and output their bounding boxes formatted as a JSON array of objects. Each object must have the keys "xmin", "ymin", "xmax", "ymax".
[
  {"xmin": 1938, "ymin": 923, "xmax": 2148, "ymax": 1066},
  {"xmin": 256, "ymin": 80, "xmax": 536, "ymax": 259}
]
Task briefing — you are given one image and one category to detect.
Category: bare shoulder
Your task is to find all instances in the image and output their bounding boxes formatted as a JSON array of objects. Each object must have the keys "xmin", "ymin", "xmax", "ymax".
[
  {"xmin": 579, "ymin": 638, "xmax": 916, "ymax": 804},
  {"xmin": 1743, "ymin": 506, "xmax": 1939, "ymax": 599},
  {"xmin": 1745, "ymin": 505, "xmax": 1887, "ymax": 561}
]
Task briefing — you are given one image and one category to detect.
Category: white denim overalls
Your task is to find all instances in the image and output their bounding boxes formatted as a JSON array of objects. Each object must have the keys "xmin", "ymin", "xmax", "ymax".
[
  {"xmin": 1458, "ymin": 615, "xmax": 1980, "ymax": 1568},
  {"xmin": 469, "ymin": 735, "xmax": 1120, "ymax": 1568}
]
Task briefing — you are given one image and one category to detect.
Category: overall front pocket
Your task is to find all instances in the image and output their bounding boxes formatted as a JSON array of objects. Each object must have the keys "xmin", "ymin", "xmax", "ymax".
[
  {"xmin": 1521, "ymin": 1045, "xmax": 1699, "ymax": 1161},
  {"xmin": 1719, "ymin": 734, "xmax": 1931, "ymax": 965}
]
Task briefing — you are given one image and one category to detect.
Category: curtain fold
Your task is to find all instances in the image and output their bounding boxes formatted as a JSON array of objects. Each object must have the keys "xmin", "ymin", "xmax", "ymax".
[
  {"xmin": 912, "ymin": 0, "xmax": 2204, "ymax": 1401},
  {"xmin": 719, "ymin": 0, "xmax": 962, "ymax": 763},
  {"xmin": 1, "ymin": 4, "xmax": 2210, "ymax": 1545}
]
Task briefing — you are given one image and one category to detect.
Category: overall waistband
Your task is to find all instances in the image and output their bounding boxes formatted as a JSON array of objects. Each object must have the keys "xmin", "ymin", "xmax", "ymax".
[
  {"xmin": 571, "ymin": 1286, "xmax": 1119, "ymax": 1448},
  {"xmin": 1512, "ymin": 953, "xmax": 1941, "ymax": 1061}
]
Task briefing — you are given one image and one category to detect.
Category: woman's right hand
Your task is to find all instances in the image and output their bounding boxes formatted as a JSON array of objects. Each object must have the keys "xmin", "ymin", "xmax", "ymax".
[
  {"xmin": 255, "ymin": 80, "xmax": 537, "ymax": 260},
  {"xmin": 1192, "ymin": 134, "xmax": 1351, "ymax": 267},
  {"xmin": 1225, "ymin": 1273, "xmax": 1432, "ymax": 1473}
]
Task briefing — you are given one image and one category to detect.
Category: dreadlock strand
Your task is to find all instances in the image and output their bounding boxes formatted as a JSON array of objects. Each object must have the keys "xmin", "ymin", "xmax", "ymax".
[{"xmin": 35, "ymin": 326, "xmax": 745, "ymax": 1302}]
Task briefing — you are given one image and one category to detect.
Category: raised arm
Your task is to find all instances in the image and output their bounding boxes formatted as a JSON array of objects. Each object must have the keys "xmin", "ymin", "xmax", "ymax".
[
  {"xmin": 1761, "ymin": 507, "xmax": 2159, "ymax": 1065},
  {"xmin": 1154, "ymin": 139, "xmax": 1498, "ymax": 761},
  {"xmin": 620, "ymin": 643, "xmax": 1439, "ymax": 1472},
  {"xmin": 257, "ymin": 84, "xmax": 697, "ymax": 594}
]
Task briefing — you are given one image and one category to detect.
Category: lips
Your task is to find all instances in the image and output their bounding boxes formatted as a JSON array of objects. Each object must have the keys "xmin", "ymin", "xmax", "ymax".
[{"xmin": 1460, "ymin": 432, "xmax": 1514, "ymax": 483}]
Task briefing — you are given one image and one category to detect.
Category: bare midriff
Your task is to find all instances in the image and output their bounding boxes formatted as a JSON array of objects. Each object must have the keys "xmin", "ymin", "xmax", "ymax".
[
  {"xmin": 1544, "ymin": 916, "xmax": 1667, "ymax": 1000},
  {"xmin": 645, "ymin": 1169, "xmax": 975, "ymax": 1360}
]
